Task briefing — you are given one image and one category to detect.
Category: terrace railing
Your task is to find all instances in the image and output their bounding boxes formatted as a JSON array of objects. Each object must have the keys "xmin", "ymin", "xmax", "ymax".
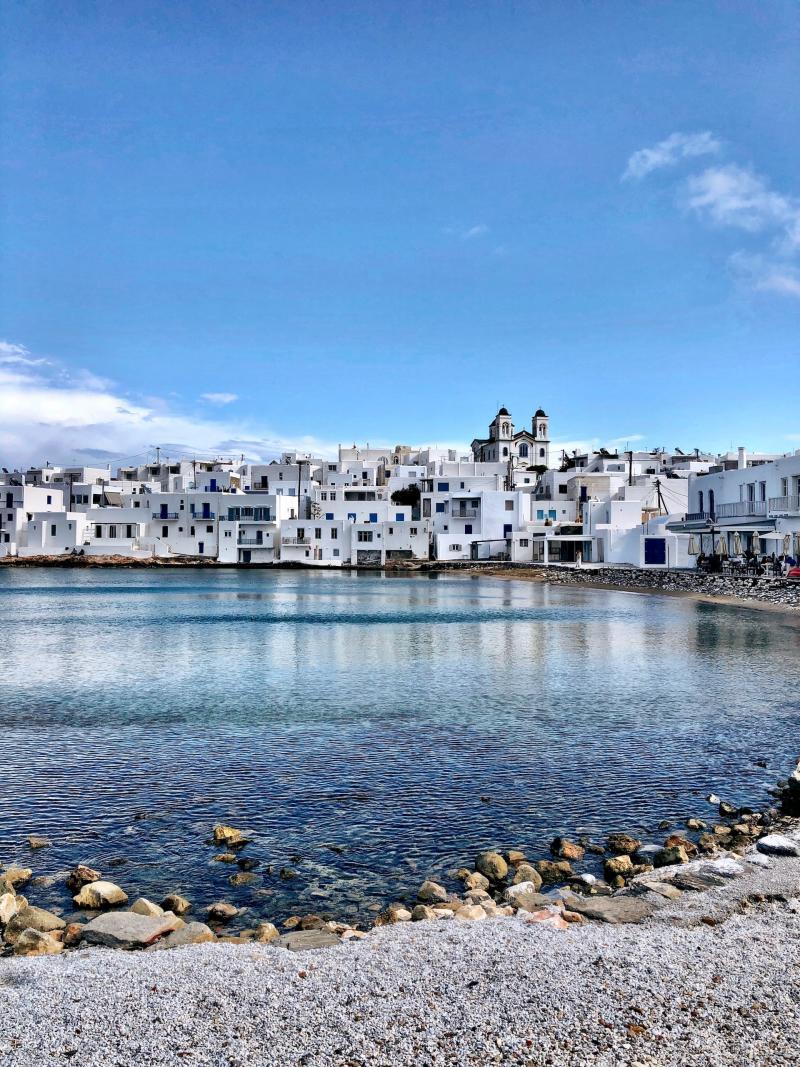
[{"xmin": 768, "ymin": 495, "xmax": 800, "ymax": 515}]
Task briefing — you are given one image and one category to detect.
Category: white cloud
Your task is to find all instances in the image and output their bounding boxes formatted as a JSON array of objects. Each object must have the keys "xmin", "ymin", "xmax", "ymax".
[
  {"xmin": 201, "ymin": 392, "xmax": 238, "ymax": 405},
  {"xmin": 0, "ymin": 345, "xmax": 338, "ymax": 467},
  {"xmin": 622, "ymin": 131, "xmax": 721, "ymax": 181},
  {"xmin": 0, "ymin": 340, "xmax": 48, "ymax": 367},
  {"xmin": 686, "ymin": 164, "xmax": 800, "ymax": 248},
  {"xmin": 444, "ymin": 224, "xmax": 490, "ymax": 241},
  {"xmin": 728, "ymin": 252, "xmax": 800, "ymax": 300}
]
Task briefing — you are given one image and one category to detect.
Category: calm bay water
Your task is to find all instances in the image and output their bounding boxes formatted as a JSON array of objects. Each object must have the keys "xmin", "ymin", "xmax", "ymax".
[{"xmin": 2, "ymin": 567, "xmax": 800, "ymax": 923}]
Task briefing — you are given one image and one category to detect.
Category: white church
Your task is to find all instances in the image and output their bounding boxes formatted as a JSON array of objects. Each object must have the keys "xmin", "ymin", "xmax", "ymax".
[{"xmin": 470, "ymin": 407, "xmax": 551, "ymax": 469}]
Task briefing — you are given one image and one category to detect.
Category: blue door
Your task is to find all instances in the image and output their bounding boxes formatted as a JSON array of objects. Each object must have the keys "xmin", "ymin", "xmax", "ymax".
[{"xmin": 644, "ymin": 538, "xmax": 666, "ymax": 565}]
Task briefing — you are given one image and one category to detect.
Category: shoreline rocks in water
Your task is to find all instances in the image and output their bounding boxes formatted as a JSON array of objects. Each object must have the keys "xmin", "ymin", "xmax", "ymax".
[{"xmin": 2, "ymin": 758, "xmax": 799, "ymax": 960}]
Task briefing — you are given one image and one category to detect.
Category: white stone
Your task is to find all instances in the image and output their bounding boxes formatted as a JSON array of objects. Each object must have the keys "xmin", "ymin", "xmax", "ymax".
[
  {"xmin": 756, "ymin": 834, "xmax": 800, "ymax": 858},
  {"xmin": 73, "ymin": 880, "xmax": 129, "ymax": 908}
]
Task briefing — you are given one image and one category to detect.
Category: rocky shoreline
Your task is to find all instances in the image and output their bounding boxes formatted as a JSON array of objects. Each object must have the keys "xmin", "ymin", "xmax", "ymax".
[
  {"xmin": 4, "ymin": 761, "xmax": 800, "ymax": 961},
  {"xmin": 484, "ymin": 563, "xmax": 800, "ymax": 611}
]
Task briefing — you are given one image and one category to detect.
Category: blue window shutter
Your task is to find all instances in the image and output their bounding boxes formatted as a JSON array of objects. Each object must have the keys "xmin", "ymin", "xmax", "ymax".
[
  {"xmin": 395, "ymin": 513, "xmax": 404, "ymax": 521},
  {"xmin": 369, "ymin": 512, "xmax": 378, "ymax": 523},
  {"xmin": 537, "ymin": 509, "xmax": 544, "ymax": 520},
  {"xmin": 435, "ymin": 503, "xmax": 445, "ymax": 513},
  {"xmin": 437, "ymin": 482, "xmax": 449, "ymax": 492},
  {"xmin": 465, "ymin": 524, "xmax": 472, "ymax": 534},
  {"xmin": 548, "ymin": 509, "xmax": 557, "ymax": 519},
  {"xmin": 326, "ymin": 512, "xmax": 334, "ymax": 520}
]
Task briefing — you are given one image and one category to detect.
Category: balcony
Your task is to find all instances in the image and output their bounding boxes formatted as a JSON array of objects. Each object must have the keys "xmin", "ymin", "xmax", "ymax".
[
  {"xmin": 714, "ymin": 500, "xmax": 767, "ymax": 518},
  {"xmin": 153, "ymin": 512, "xmax": 179, "ymax": 520},
  {"xmin": 451, "ymin": 505, "xmax": 480, "ymax": 518},
  {"xmin": 769, "ymin": 495, "xmax": 800, "ymax": 516},
  {"xmin": 281, "ymin": 537, "xmax": 311, "ymax": 546},
  {"xmin": 684, "ymin": 512, "xmax": 708, "ymax": 522},
  {"xmin": 190, "ymin": 511, "xmax": 215, "ymax": 519},
  {"xmin": 238, "ymin": 537, "xmax": 269, "ymax": 546}
]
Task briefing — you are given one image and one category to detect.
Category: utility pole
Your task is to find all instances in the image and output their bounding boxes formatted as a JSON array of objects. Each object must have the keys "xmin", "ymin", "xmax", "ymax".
[{"xmin": 628, "ymin": 450, "xmax": 633, "ymax": 486}]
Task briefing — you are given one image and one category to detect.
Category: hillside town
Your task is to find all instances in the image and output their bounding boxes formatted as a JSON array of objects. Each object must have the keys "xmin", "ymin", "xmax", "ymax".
[{"xmin": 2, "ymin": 405, "xmax": 799, "ymax": 570}]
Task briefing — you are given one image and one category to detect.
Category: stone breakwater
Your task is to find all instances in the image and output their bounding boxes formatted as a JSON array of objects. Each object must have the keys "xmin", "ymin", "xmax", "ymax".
[
  {"xmin": 492, "ymin": 564, "xmax": 800, "ymax": 610},
  {"xmin": 3, "ymin": 764, "xmax": 800, "ymax": 959}
]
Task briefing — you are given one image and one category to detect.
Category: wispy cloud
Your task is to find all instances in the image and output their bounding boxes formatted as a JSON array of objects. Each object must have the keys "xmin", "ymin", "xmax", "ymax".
[
  {"xmin": 201, "ymin": 392, "xmax": 238, "ymax": 405},
  {"xmin": 625, "ymin": 139, "xmax": 800, "ymax": 300},
  {"xmin": 0, "ymin": 343, "xmax": 337, "ymax": 467},
  {"xmin": 686, "ymin": 164, "xmax": 800, "ymax": 250},
  {"xmin": 0, "ymin": 340, "xmax": 48, "ymax": 367},
  {"xmin": 444, "ymin": 223, "xmax": 490, "ymax": 241},
  {"xmin": 622, "ymin": 131, "xmax": 720, "ymax": 181}
]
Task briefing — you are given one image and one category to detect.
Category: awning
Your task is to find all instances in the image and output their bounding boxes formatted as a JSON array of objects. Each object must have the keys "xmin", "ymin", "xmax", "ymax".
[{"xmin": 103, "ymin": 491, "xmax": 123, "ymax": 506}]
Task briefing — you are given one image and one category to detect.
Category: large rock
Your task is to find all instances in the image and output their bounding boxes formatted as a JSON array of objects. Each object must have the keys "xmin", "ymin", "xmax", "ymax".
[
  {"xmin": 410, "ymin": 905, "xmax": 437, "ymax": 922},
  {"xmin": 4, "ymin": 906, "xmax": 66, "ymax": 945},
  {"xmin": 272, "ymin": 929, "xmax": 339, "ymax": 951},
  {"xmin": 73, "ymin": 880, "xmax": 128, "ymax": 909},
  {"xmin": 566, "ymin": 895, "xmax": 655, "ymax": 924},
  {"xmin": 81, "ymin": 910, "xmax": 181, "ymax": 949},
  {"xmin": 534, "ymin": 859, "xmax": 573, "ymax": 885},
  {"xmin": 1, "ymin": 867, "xmax": 32, "ymax": 891},
  {"xmin": 605, "ymin": 833, "xmax": 641, "ymax": 855},
  {"xmin": 66, "ymin": 865, "xmax": 101, "ymax": 893},
  {"xmin": 664, "ymin": 834, "xmax": 698, "ymax": 857},
  {"xmin": 0, "ymin": 892, "xmax": 26, "ymax": 926},
  {"xmin": 474, "ymin": 851, "xmax": 508, "ymax": 883},
  {"xmin": 27, "ymin": 835, "xmax": 51, "ymax": 850},
  {"xmin": 756, "ymin": 834, "xmax": 800, "ymax": 858},
  {"xmin": 417, "ymin": 880, "xmax": 448, "ymax": 905},
  {"xmin": 511, "ymin": 864, "xmax": 543, "ymax": 890},
  {"xmin": 160, "ymin": 922, "xmax": 215, "ymax": 948},
  {"xmin": 13, "ymin": 928, "xmax": 64, "ymax": 956}
]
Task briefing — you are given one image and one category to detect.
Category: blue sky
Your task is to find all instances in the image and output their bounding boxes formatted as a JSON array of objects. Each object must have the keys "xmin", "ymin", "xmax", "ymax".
[{"xmin": 1, "ymin": 1, "xmax": 799, "ymax": 465}]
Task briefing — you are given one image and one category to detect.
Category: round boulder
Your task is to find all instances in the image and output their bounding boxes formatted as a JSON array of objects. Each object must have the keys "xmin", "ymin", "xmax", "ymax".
[{"xmin": 474, "ymin": 851, "xmax": 508, "ymax": 883}]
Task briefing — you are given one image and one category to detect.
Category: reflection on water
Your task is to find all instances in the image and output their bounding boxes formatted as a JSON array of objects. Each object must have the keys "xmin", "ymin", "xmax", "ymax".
[{"xmin": 2, "ymin": 568, "xmax": 799, "ymax": 922}]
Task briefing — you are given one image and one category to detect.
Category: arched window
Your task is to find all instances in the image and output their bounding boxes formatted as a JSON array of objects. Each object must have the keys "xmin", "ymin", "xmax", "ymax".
[
  {"xmin": 502, "ymin": 422, "xmax": 509, "ymax": 436},
  {"xmin": 502, "ymin": 447, "xmax": 509, "ymax": 457},
  {"xmin": 518, "ymin": 443, "xmax": 528, "ymax": 458},
  {"xmin": 698, "ymin": 490, "xmax": 704, "ymax": 514},
  {"xmin": 708, "ymin": 490, "xmax": 715, "ymax": 517},
  {"xmin": 539, "ymin": 448, "xmax": 545, "ymax": 458}
]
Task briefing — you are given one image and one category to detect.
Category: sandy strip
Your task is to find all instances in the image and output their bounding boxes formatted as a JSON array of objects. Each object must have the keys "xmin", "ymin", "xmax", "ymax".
[{"xmin": 2, "ymin": 841, "xmax": 800, "ymax": 1067}]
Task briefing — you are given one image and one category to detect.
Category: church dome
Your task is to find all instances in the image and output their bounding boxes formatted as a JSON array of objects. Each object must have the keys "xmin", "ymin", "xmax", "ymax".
[
  {"xmin": 535, "ymin": 408, "xmax": 547, "ymax": 417},
  {"xmin": 497, "ymin": 407, "xmax": 510, "ymax": 416}
]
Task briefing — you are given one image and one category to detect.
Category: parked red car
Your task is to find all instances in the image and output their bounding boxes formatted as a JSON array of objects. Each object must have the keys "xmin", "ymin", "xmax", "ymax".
[{"xmin": 787, "ymin": 566, "xmax": 800, "ymax": 580}]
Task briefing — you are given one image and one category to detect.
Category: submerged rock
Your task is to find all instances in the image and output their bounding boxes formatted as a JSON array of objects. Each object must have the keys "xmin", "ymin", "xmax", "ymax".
[
  {"xmin": 213, "ymin": 824, "xmax": 246, "ymax": 847},
  {"xmin": 27, "ymin": 835, "xmax": 52, "ymax": 850}
]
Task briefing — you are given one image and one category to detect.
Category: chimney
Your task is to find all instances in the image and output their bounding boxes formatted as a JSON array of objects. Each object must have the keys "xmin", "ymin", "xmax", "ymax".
[{"xmin": 737, "ymin": 446, "xmax": 747, "ymax": 470}]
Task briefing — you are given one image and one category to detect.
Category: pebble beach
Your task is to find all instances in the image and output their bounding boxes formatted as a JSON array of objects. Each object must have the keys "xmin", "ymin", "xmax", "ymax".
[{"xmin": 2, "ymin": 837, "xmax": 800, "ymax": 1067}]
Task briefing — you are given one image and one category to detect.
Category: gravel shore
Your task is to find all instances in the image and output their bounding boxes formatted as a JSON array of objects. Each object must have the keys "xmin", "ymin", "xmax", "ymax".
[{"xmin": 3, "ymin": 843, "xmax": 800, "ymax": 1066}]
